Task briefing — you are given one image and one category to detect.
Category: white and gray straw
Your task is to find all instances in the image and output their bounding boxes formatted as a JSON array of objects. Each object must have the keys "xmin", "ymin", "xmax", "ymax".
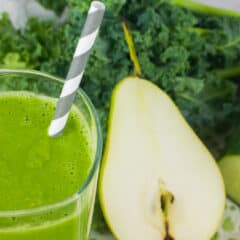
[{"xmin": 48, "ymin": 1, "xmax": 105, "ymax": 137}]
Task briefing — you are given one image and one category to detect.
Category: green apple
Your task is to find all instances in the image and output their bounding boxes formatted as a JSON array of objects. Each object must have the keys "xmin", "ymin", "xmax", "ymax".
[
  {"xmin": 219, "ymin": 155, "xmax": 240, "ymax": 205},
  {"xmin": 99, "ymin": 77, "xmax": 225, "ymax": 240},
  {"xmin": 172, "ymin": 0, "xmax": 240, "ymax": 16}
]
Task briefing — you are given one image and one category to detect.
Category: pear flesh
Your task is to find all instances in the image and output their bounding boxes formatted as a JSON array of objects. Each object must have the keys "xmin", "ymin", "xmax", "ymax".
[{"xmin": 99, "ymin": 77, "xmax": 225, "ymax": 240}]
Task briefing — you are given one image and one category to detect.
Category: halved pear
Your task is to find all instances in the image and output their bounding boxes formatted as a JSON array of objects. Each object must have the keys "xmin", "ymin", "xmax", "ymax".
[{"xmin": 99, "ymin": 77, "xmax": 225, "ymax": 240}]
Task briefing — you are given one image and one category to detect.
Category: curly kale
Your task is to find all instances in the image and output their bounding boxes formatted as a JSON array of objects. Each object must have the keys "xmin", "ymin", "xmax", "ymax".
[
  {"xmin": 1, "ymin": 0, "xmax": 240, "ymax": 155},
  {"xmin": 1, "ymin": 0, "xmax": 240, "ymax": 235},
  {"xmin": 63, "ymin": 0, "xmax": 240, "ymax": 156}
]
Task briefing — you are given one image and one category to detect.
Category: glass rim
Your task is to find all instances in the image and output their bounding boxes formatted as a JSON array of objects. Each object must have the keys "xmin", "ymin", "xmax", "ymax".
[{"xmin": 0, "ymin": 69, "xmax": 103, "ymax": 217}]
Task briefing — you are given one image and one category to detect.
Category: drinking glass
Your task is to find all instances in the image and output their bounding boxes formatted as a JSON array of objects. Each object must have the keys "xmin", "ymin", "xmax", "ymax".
[{"xmin": 0, "ymin": 69, "xmax": 102, "ymax": 240}]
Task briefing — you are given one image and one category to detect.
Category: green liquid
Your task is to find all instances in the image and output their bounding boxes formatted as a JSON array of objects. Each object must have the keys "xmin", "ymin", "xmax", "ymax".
[{"xmin": 0, "ymin": 92, "xmax": 94, "ymax": 239}]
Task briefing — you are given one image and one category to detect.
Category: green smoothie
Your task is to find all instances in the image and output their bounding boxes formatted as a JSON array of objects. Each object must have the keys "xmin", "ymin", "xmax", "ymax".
[{"xmin": 0, "ymin": 91, "xmax": 94, "ymax": 239}]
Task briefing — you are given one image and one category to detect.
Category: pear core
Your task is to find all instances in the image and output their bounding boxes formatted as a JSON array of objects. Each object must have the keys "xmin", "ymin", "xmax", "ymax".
[{"xmin": 99, "ymin": 77, "xmax": 225, "ymax": 240}]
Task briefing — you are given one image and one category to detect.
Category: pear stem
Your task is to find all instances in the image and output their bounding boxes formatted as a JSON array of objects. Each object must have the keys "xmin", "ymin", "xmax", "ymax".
[{"xmin": 121, "ymin": 20, "xmax": 142, "ymax": 77}]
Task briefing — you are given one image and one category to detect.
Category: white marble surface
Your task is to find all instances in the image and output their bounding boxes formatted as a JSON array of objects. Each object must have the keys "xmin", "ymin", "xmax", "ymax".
[
  {"xmin": 217, "ymin": 199, "xmax": 240, "ymax": 240},
  {"xmin": 0, "ymin": 0, "xmax": 56, "ymax": 29}
]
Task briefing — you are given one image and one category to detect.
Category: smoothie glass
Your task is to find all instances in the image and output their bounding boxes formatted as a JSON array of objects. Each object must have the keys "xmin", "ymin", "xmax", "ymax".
[{"xmin": 0, "ymin": 69, "xmax": 102, "ymax": 240}]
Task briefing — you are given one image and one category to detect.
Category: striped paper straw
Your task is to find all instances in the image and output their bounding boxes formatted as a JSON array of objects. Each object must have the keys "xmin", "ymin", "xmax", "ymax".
[{"xmin": 48, "ymin": 1, "xmax": 105, "ymax": 137}]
